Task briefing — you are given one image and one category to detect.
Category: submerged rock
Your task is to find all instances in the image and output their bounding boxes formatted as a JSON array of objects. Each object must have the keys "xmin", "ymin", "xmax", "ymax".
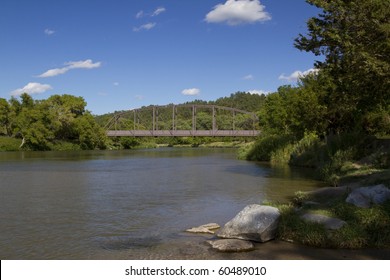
[
  {"xmin": 186, "ymin": 223, "xmax": 220, "ymax": 234},
  {"xmin": 301, "ymin": 213, "xmax": 346, "ymax": 230},
  {"xmin": 207, "ymin": 239, "xmax": 254, "ymax": 252},
  {"xmin": 217, "ymin": 204, "xmax": 280, "ymax": 242},
  {"xmin": 346, "ymin": 184, "xmax": 390, "ymax": 208}
]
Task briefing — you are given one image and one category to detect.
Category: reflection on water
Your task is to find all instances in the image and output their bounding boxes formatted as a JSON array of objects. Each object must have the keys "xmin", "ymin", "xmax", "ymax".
[{"xmin": 0, "ymin": 148, "xmax": 324, "ymax": 259}]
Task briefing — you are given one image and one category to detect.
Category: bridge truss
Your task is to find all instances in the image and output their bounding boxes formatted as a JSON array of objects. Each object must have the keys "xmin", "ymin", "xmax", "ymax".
[{"xmin": 105, "ymin": 104, "xmax": 260, "ymax": 137}]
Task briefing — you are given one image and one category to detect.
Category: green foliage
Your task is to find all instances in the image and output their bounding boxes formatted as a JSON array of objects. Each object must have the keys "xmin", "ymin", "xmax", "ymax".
[
  {"xmin": 276, "ymin": 204, "xmax": 328, "ymax": 247},
  {"xmin": 295, "ymin": 0, "xmax": 390, "ymax": 134},
  {"xmin": 275, "ymin": 194, "xmax": 390, "ymax": 249},
  {"xmin": 243, "ymin": 134, "xmax": 294, "ymax": 161},
  {"xmin": 0, "ymin": 137, "xmax": 21, "ymax": 151},
  {"xmin": 213, "ymin": 91, "xmax": 266, "ymax": 112},
  {"xmin": 1, "ymin": 93, "xmax": 108, "ymax": 151},
  {"xmin": 258, "ymin": 84, "xmax": 327, "ymax": 138}
]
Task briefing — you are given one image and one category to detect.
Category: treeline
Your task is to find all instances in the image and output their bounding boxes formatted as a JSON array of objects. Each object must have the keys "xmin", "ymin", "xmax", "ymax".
[
  {"xmin": 0, "ymin": 93, "xmax": 106, "ymax": 150},
  {"xmin": 242, "ymin": 0, "xmax": 390, "ymax": 184}
]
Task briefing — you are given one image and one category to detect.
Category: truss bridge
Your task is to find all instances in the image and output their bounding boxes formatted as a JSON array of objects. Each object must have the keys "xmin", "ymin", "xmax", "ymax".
[{"xmin": 105, "ymin": 104, "xmax": 260, "ymax": 137}]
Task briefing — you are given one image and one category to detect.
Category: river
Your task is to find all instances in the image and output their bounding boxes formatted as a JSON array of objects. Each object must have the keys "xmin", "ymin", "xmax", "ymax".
[{"xmin": 0, "ymin": 148, "xmax": 325, "ymax": 259}]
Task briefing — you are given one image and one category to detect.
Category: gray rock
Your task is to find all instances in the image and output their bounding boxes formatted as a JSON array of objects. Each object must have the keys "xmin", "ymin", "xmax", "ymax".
[
  {"xmin": 217, "ymin": 204, "xmax": 280, "ymax": 242},
  {"xmin": 346, "ymin": 184, "xmax": 390, "ymax": 208},
  {"xmin": 207, "ymin": 239, "xmax": 254, "ymax": 252},
  {"xmin": 301, "ymin": 213, "xmax": 346, "ymax": 230},
  {"xmin": 186, "ymin": 223, "xmax": 220, "ymax": 234}
]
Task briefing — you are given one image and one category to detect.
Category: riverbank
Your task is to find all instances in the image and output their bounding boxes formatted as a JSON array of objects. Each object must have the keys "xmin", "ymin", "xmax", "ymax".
[{"xmin": 269, "ymin": 168, "xmax": 390, "ymax": 251}]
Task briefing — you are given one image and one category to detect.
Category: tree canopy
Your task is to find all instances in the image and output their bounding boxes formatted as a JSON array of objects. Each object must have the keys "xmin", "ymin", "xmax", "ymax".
[
  {"xmin": 0, "ymin": 93, "xmax": 106, "ymax": 150},
  {"xmin": 258, "ymin": 0, "xmax": 390, "ymax": 138},
  {"xmin": 294, "ymin": 0, "xmax": 390, "ymax": 134}
]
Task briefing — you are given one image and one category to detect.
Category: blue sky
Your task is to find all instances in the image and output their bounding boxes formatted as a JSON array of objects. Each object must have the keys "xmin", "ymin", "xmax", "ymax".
[{"xmin": 0, "ymin": 0, "xmax": 321, "ymax": 115}]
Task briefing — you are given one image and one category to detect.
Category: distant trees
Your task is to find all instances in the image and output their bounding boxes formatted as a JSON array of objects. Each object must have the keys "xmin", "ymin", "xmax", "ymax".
[{"xmin": 0, "ymin": 93, "xmax": 107, "ymax": 150}]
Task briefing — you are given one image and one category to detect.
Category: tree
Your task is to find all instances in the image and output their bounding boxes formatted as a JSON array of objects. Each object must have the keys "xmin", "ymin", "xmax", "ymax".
[
  {"xmin": 295, "ymin": 0, "xmax": 390, "ymax": 133},
  {"xmin": 74, "ymin": 113, "xmax": 107, "ymax": 150},
  {"xmin": 0, "ymin": 98, "xmax": 11, "ymax": 135}
]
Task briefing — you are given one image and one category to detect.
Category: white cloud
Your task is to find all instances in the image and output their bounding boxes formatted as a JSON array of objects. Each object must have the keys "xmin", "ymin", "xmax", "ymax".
[
  {"xmin": 136, "ymin": 10, "xmax": 144, "ymax": 19},
  {"xmin": 38, "ymin": 59, "xmax": 101, "ymax": 78},
  {"xmin": 248, "ymin": 89, "xmax": 269, "ymax": 95},
  {"xmin": 137, "ymin": 7, "xmax": 166, "ymax": 18},
  {"xmin": 152, "ymin": 7, "xmax": 166, "ymax": 17},
  {"xmin": 133, "ymin": 22, "xmax": 156, "ymax": 32},
  {"xmin": 11, "ymin": 82, "xmax": 52, "ymax": 96},
  {"xmin": 243, "ymin": 74, "xmax": 254, "ymax": 80},
  {"xmin": 44, "ymin": 29, "xmax": 55, "ymax": 35},
  {"xmin": 113, "ymin": 82, "xmax": 119, "ymax": 86},
  {"xmin": 182, "ymin": 88, "xmax": 201, "ymax": 96},
  {"xmin": 66, "ymin": 59, "xmax": 102, "ymax": 69},
  {"xmin": 205, "ymin": 0, "xmax": 271, "ymax": 26},
  {"xmin": 279, "ymin": 68, "xmax": 319, "ymax": 82}
]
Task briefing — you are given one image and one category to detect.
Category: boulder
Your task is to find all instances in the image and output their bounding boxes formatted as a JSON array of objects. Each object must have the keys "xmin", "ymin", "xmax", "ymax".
[
  {"xmin": 217, "ymin": 204, "xmax": 280, "ymax": 242},
  {"xmin": 346, "ymin": 184, "xmax": 390, "ymax": 208},
  {"xmin": 207, "ymin": 239, "xmax": 254, "ymax": 252},
  {"xmin": 301, "ymin": 213, "xmax": 346, "ymax": 230},
  {"xmin": 186, "ymin": 223, "xmax": 220, "ymax": 234}
]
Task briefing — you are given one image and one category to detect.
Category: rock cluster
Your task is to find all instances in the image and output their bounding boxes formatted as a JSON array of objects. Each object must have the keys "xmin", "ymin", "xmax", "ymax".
[
  {"xmin": 186, "ymin": 185, "xmax": 390, "ymax": 253},
  {"xmin": 187, "ymin": 204, "xmax": 281, "ymax": 252}
]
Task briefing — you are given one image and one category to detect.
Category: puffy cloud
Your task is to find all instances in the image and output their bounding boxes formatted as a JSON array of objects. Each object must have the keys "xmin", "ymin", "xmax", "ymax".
[
  {"xmin": 182, "ymin": 88, "xmax": 201, "ymax": 96},
  {"xmin": 38, "ymin": 59, "xmax": 101, "ymax": 78},
  {"xmin": 248, "ymin": 89, "xmax": 269, "ymax": 95},
  {"xmin": 205, "ymin": 0, "xmax": 271, "ymax": 26},
  {"xmin": 279, "ymin": 68, "xmax": 319, "ymax": 82},
  {"xmin": 11, "ymin": 82, "xmax": 52, "ymax": 96},
  {"xmin": 152, "ymin": 7, "xmax": 166, "ymax": 17},
  {"xmin": 133, "ymin": 22, "xmax": 156, "ymax": 32},
  {"xmin": 44, "ymin": 29, "xmax": 55, "ymax": 35}
]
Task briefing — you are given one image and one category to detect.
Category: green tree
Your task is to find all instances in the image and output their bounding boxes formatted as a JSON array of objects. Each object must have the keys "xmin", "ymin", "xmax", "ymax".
[
  {"xmin": 74, "ymin": 113, "xmax": 107, "ymax": 150},
  {"xmin": 0, "ymin": 98, "xmax": 11, "ymax": 135},
  {"xmin": 295, "ymin": 0, "xmax": 390, "ymax": 133}
]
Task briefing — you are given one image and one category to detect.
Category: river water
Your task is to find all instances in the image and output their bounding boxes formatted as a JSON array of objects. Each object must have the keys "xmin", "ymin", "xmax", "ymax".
[{"xmin": 0, "ymin": 148, "xmax": 324, "ymax": 259}]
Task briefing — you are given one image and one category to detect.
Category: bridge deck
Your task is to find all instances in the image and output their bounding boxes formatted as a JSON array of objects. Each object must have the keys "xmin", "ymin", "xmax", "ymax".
[{"xmin": 107, "ymin": 130, "xmax": 260, "ymax": 137}]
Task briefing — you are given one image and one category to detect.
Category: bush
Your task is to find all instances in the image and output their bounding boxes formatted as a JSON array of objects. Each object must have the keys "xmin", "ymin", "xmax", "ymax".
[
  {"xmin": 0, "ymin": 137, "xmax": 21, "ymax": 151},
  {"xmin": 244, "ymin": 134, "xmax": 294, "ymax": 161}
]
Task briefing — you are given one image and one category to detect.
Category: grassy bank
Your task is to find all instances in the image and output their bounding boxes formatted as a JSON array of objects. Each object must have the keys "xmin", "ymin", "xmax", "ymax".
[
  {"xmin": 241, "ymin": 132, "xmax": 390, "ymax": 249},
  {"xmin": 273, "ymin": 181, "xmax": 390, "ymax": 249},
  {"xmin": 239, "ymin": 132, "xmax": 390, "ymax": 186}
]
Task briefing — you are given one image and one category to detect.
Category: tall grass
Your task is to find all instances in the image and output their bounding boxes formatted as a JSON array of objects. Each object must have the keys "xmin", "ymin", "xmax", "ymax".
[
  {"xmin": 274, "ymin": 195, "xmax": 390, "ymax": 249},
  {"xmin": 240, "ymin": 131, "xmax": 387, "ymax": 186}
]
